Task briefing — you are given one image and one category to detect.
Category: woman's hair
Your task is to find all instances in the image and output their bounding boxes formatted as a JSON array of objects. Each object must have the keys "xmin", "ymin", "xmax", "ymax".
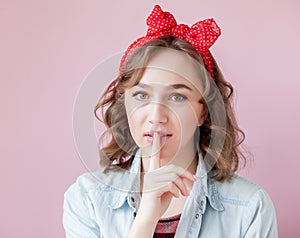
[{"xmin": 94, "ymin": 36, "xmax": 246, "ymax": 182}]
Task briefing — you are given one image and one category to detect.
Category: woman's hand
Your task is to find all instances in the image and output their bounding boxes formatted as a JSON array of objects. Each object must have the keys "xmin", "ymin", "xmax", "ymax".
[{"xmin": 137, "ymin": 133, "xmax": 197, "ymax": 224}]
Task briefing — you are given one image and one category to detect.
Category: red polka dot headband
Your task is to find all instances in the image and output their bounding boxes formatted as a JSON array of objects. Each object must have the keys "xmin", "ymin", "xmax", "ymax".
[{"xmin": 119, "ymin": 5, "xmax": 221, "ymax": 79}]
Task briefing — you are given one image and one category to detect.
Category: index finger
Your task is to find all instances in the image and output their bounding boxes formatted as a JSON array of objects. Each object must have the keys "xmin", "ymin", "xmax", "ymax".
[{"xmin": 149, "ymin": 133, "xmax": 160, "ymax": 171}]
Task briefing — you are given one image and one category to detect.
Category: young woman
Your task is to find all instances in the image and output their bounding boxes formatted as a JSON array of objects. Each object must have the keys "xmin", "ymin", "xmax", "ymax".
[{"xmin": 63, "ymin": 5, "xmax": 278, "ymax": 237}]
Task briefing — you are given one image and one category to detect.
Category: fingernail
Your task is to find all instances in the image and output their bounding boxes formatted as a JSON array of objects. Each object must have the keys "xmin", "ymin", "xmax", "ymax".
[{"xmin": 193, "ymin": 175, "xmax": 198, "ymax": 181}]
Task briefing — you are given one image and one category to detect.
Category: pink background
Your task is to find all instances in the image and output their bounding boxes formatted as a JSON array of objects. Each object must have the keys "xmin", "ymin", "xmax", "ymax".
[{"xmin": 1, "ymin": 0, "xmax": 299, "ymax": 237}]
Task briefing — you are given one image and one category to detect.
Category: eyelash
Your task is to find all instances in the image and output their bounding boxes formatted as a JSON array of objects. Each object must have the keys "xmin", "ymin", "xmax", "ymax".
[
  {"xmin": 131, "ymin": 91, "xmax": 187, "ymax": 102},
  {"xmin": 132, "ymin": 91, "xmax": 149, "ymax": 101},
  {"xmin": 170, "ymin": 93, "xmax": 187, "ymax": 102}
]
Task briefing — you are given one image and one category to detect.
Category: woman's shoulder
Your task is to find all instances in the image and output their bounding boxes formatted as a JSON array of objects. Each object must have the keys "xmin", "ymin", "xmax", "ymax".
[
  {"xmin": 209, "ymin": 175, "xmax": 278, "ymax": 237},
  {"xmin": 64, "ymin": 168, "xmax": 133, "ymax": 198},
  {"xmin": 211, "ymin": 174, "xmax": 274, "ymax": 206},
  {"xmin": 63, "ymin": 171, "xmax": 109, "ymax": 236},
  {"xmin": 64, "ymin": 170, "xmax": 107, "ymax": 197}
]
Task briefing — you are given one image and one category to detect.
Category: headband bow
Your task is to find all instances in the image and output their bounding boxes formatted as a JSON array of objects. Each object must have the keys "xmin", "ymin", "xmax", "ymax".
[{"xmin": 120, "ymin": 5, "xmax": 221, "ymax": 79}]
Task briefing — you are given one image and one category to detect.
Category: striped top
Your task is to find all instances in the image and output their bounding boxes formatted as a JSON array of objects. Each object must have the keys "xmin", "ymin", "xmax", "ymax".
[{"xmin": 153, "ymin": 214, "xmax": 181, "ymax": 238}]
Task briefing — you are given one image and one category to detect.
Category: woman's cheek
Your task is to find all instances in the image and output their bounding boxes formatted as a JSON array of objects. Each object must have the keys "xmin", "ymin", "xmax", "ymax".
[
  {"xmin": 128, "ymin": 111, "xmax": 146, "ymax": 145},
  {"xmin": 174, "ymin": 105, "xmax": 199, "ymax": 124}
]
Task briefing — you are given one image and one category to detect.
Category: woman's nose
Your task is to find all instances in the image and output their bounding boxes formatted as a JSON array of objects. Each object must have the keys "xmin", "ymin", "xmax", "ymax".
[{"xmin": 148, "ymin": 102, "xmax": 168, "ymax": 124}]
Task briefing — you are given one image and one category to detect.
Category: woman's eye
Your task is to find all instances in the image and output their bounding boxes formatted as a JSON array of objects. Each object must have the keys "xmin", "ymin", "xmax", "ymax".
[
  {"xmin": 170, "ymin": 93, "xmax": 187, "ymax": 102},
  {"xmin": 132, "ymin": 92, "xmax": 149, "ymax": 101}
]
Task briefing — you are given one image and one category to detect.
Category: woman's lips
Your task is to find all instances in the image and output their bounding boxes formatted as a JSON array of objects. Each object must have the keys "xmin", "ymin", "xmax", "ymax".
[{"xmin": 143, "ymin": 131, "xmax": 172, "ymax": 144}]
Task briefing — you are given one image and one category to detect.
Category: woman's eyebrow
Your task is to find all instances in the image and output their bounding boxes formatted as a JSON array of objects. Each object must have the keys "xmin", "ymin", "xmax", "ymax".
[
  {"xmin": 136, "ymin": 83, "xmax": 193, "ymax": 91},
  {"xmin": 136, "ymin": 83, "xmax": 151, "ymax": 89},
  {"xmin": 170, "ymin": 84, "xmax": 193, "ymax": 91}
]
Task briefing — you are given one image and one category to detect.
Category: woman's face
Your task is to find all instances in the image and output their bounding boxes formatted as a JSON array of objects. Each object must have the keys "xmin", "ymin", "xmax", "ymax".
[{"xmin": 124, "ymin": 49, "xmax": 205, "ymax": 163}]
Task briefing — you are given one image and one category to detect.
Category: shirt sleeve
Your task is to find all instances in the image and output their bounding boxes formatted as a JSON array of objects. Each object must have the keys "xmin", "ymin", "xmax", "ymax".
[
  {"xmin": 63, "ymin": 182, "xmax": 100, "ymax": 238},
  {"xmin": 243, "ymin": 189, "xmax": 278, "ymax": 238}
]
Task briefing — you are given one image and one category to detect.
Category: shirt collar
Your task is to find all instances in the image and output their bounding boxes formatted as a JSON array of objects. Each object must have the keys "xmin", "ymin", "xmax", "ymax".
[
  {"xmin": 194, "ymin": 151, "xmax": 224, "ymax": 212},
  {"xmin": 107, "ymin": 149, "xmax": 142, "ymax": 209}
]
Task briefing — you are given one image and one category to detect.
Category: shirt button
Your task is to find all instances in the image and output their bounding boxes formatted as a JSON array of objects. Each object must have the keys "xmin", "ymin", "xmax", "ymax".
[
  {"xmin": 200, "ymin": 200, "xmax": 204, "ymax": 210},
  {"xmin": 133, "ymin": 212, "xmax": 136, "ymax": 218},
  {"xmin": 130, "ymin": 196, "xmax": 135, "ymax": 203},
  {"xmin": 195, "ymin": 213, "xmax": 200, "ymax": 219}
]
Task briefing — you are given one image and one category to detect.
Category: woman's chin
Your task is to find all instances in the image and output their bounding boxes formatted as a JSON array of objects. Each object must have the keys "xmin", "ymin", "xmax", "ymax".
[{"xmin": 140, "ymin": 145, "xmax": 177, "ymax": 161}]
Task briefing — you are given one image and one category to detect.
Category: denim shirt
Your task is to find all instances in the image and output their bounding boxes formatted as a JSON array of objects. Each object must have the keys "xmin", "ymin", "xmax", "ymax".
[{"xmin": 63, "ymin": 149, "xmax": 278, "ymax": 237}]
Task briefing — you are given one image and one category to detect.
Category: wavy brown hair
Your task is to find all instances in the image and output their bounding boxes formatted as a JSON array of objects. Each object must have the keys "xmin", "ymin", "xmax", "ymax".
[{"xmin": 94, "ymin": 36, "xmax": 246, "ymax": 182}]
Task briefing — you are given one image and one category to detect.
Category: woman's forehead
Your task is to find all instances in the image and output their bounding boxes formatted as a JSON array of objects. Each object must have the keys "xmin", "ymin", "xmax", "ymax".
[
  {"xmin": 143, "ymin": 48, "xmax": 205, "ymax": 90},
  {"xmin": 139, "ymin": 68, "xmax": 196, "ymax": 88}
]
